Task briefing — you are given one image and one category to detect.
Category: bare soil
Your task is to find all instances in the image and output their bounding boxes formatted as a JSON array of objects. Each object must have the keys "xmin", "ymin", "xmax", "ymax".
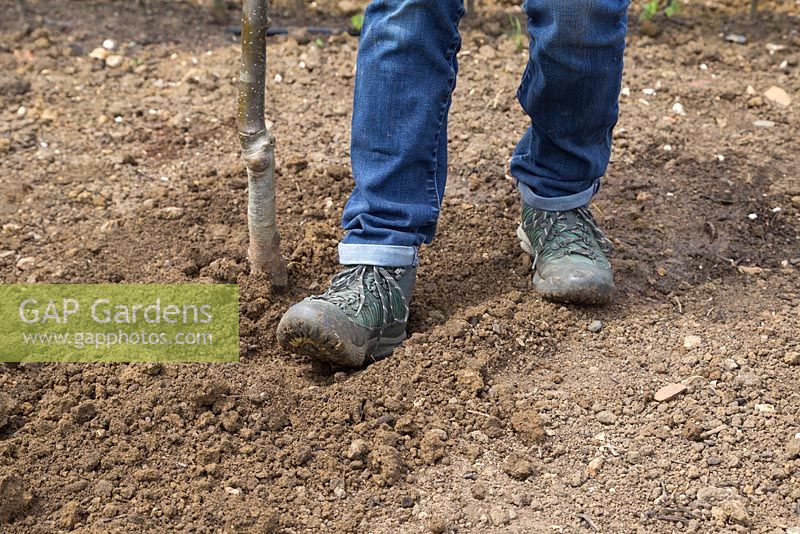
[{"xmin": 1, "ymin": 0, "xmax": 799, "ymax": 532}]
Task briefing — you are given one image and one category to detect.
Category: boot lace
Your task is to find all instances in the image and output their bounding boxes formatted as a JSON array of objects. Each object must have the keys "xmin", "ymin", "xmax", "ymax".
[
  {"xmin": 310, "ymin": 265, "xmax": 410, "ymax": 325},
  {"xmin": 526, "ymin": 206, "xmax": 613, "ymax": 270}
]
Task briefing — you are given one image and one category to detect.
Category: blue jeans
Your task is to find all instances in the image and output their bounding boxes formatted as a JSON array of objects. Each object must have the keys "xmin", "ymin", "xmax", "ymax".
[{"xmin": 339, "ymin": 0, "xmax": 629, "ymax": 267}]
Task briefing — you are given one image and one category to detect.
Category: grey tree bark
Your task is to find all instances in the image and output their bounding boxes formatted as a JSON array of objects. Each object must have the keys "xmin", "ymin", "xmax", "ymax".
[{"xmin": 238, "ymin": 0, "xmax": 288, "ymax": 287}]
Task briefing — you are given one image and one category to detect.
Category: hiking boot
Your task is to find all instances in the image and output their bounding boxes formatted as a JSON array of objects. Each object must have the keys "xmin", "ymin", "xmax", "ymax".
[
  {"xmin": 516, "ymin": 204, "xmax": 614, "ymax": 305},
  {"xmin": 277, "ymin": 265, "xmax": 416, "ymax": 367}
]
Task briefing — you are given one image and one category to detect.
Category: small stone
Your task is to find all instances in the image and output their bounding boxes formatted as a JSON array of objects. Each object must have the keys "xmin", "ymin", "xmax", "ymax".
[
  {"xmin": 764, "ymin": 86, "xmax": 792, "ymax": 107},
  {"xmin": 345, "ymin": 439, "xmax": 368, "ymax": 460},
  {"xmin": 684, "ymin": 335, "xmax": 702, "ymax": 350},
  {"xmin": 672, "ymin": 102, "xmax": 686, "ymax": 116},
  {"xmin": 754, "ymin": 403, "xmax": 775, "ymax": 413},
  {"xmin": 747, "ymin": 96, "xmax": 764, "ymax": 107},
  {"xmin": 721, "ymin": 358, "xmax": 739, "ymax": 371},
  {"xmin": 105, "ymin": 55, "xmax": 124, "ymax": 68},
  {"xmin": 587, "ymin": 320, "xmax": 603, "ymax": 333},
  {"xmin": 724, "ymin": 33, "xmax": 747, "ymax": 44},
  {"xmin": 654, "ymin": 383, "xmax": 687, "ymax": 402},
  {"xmin": 707, "ymin": 456, "xmax": 722, "ymax": 466},
  {"xmin": 102, "ymin": 39, "xmax": 117, "ymax": 50},
  {"xmin": 489, "ymin": 508, "xmax": 510, "ymax": 526},
  {"xmin": 159, "ymin": 206, "xmax": 184, "ymax": 220},
  {"xmin": 784, "ymin": 351, "xmax": 799, "ymax": 366},
  {"xmin": 596, "ymin": 410, "xmax": 617, "ymax": 425},
  {"xmin": 16, "ymin": 257, "xmax": 34, "ymax": 270},
  {"xmin": 89, "ymin": 47, "xmax": 110, "ymax": 60},
  {"xmin": 587, "ymin": 457, "xmax": 604, "ymax": 477},
  {"xmin": 753, "ymin": 120, "xmax": 775, "ymax": 128}
]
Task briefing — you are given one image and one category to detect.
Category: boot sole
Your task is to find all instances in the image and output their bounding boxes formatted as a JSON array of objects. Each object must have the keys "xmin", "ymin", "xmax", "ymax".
[
  {"xmin": 278, "ymin": 318, "xmax": 406, "ymax": 368},
  {"xmin": 517, "ymin": 225, "xmax": 613, "ymax": 305}
]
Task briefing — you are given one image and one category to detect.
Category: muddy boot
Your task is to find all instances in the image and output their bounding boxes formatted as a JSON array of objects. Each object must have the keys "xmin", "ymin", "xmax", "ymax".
[
  {"xmin": 517, "ymin": 204, "xmax": 614, "ymax": 305},
  {"xmin": 277, "ymin": 265, "xmax": 416, "ymax": 367}
]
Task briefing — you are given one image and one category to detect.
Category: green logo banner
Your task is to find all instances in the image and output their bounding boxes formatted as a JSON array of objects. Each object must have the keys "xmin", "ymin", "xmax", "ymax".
[{"xmin": 0, "ymin": 284, "xmax": 239, "ymax": 363}]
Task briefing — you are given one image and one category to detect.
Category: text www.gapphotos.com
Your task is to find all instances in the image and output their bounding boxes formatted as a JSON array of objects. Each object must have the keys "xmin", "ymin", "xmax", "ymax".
[{"xmin": 21, "ymin": 330, "xmax": 214, "ymax": 349}]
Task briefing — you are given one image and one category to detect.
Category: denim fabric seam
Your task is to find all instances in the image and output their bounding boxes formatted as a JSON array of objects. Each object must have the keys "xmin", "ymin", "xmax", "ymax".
[{"xmin": 427, "ymin": 6, "xmax": 465, "ymax": 222}]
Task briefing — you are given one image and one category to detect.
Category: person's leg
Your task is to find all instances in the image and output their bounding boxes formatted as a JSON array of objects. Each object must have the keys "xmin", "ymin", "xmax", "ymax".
[
  {"xmin": 339, "ymin": 0, "xmax": 465, "ymax": 268},
  {"xmin": 278, "ymin": 0, "xmax": 464, "ymax": 367},
  {"xmin": 512, "ymin": 0, "xmax": 629, "ymax": 304},
  {"xmin": 512, "ymin": 0, "xmax": 628, "ymax": 204}
]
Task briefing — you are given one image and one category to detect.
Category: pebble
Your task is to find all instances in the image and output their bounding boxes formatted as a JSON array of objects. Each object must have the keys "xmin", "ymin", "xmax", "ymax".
[
  {"xmin": 721, "ymin": 358, "xmax": 739, "ymax": 371},
  {"xmin": 596, "ymin": 411, "xmax": 617, "ymax": 425},
  {"xmin": 784, "ymin": 351, "xmax": 799, "ymax": 366},
  {"xmin": 672, "ymin": 102, "xmax": 686, "ymax": 116},
  {"xmin": 754, "ymin": 403, "xmax": 775, "ymax": 413},
  {"xmin": 753, "ymin": 120, "xmax": 775, "ymax": 128},
  {"xmin": 724, "ymin": 33, "xmax": 747, "ymax": 44},
  {"xmin": 587, "ymin": 320, "xmax": 603, "ymax": 333},
  {"xmin": 102, "ymin": 39, "xmax": 117, "ymax": 50},
  {"xmin": 15, "ymin": 257, "xmax": 34, "ymax": 270},
  {"xmin": 489, "ymin": 508, "xmax": 510, "ymax": 527},
  {"xmin": 654, "ymin": 382, "xmax": 687, "ymax": 402},
  {"xmin": 159, "ymin": 206, "xmax": 184, "ymax": 220},
  {"xmin": 683, "ymin": 335, "xmax": 702, "ymax": 350},
  {"xmin": 89, "ymin": 47, "xmax": 109, "ymax": 60},
  {"xmin": 764, "ymin": 86, "xmax": 792, "ymax": 107},
  {"xmin": 105, "ymin": 55, "xmax": 124, "ymax": 68},
  {"xmin": 587, "ymin": 457, "xmax": 603, "ymax": 477},
  {"xmin": 345, "ymin": 439, "xmax": 368, "ymax": 460}
]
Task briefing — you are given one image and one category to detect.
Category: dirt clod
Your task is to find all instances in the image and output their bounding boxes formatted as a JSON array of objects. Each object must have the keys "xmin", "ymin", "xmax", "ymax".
[
  {"xmin": 502, "ymin": 453, "xmax": 535, "ymax": 481},
  {"xmin": 0, "ymin": 473, "xmax": 32, "ymax": 524},
  {"xmin": 510, "ymin": 408, "xmax": 546, "ymax": 444}
]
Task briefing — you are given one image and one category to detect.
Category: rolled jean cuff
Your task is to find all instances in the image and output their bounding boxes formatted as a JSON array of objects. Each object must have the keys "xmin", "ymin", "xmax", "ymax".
[
  {"xmin": 517, "ymin": 179, "xmax": 600, "ymax": 212},
  {"xmin": 338, "ymin": 243, "xmax": 419, "ymax": 267}
]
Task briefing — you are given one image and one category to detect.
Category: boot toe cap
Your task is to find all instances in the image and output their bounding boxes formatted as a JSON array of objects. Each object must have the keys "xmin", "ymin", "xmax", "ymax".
[
  {"xmin": 277, "ymin": 300, "xmax": 368, "ymax": 367},
  {"xmin": 534, "ymin": 265, "xmax": 614, "ymax": 305}
]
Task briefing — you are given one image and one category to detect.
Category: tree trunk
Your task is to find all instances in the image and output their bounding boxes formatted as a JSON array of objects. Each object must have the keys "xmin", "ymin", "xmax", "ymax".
[{"xmin": 238, "ymin": 0, "xmax": 289, "ymax": 287}]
